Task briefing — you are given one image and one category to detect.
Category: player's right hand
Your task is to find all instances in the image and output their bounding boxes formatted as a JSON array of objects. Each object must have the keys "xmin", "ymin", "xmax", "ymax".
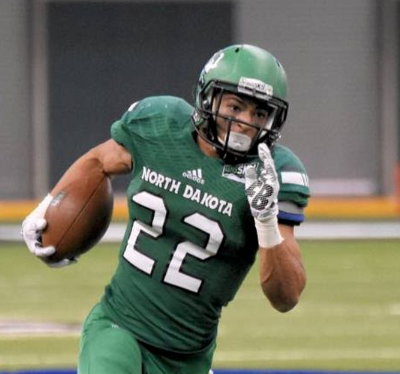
[
  {"xmin": 21, "ymin": 217, "xmax": 78, "ymax": 268},
  {"xmin": 21, "ymin": 194, "xmax": 55, "ymax": 258},
  {"xmin": 21, "ymin": 217, "xmax": 56, "ymax": 257},
  {"xmin": 21, "ymin": 194, "xmax": 77, "ymax": 268}
]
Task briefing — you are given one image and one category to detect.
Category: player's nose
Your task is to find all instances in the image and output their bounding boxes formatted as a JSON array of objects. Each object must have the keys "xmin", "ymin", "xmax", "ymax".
[
  {"xmin": 237, "ymin": 110, "xmax": 253, "ymax": 123},
  {"xmin": 232, "ymin": 111, "xmax": 253, "ymax": 131}
]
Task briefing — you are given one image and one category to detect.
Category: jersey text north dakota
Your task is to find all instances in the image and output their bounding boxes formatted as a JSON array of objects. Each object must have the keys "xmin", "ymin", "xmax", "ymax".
[{"xmin": 142, "ymin": 166, "xmax": 233, "ymax": 216}]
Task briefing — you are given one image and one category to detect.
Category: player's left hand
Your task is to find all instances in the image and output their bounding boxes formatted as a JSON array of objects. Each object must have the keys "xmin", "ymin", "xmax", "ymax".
[{"xmin": 245, "ymin": 143, "xmax": 279, "ymax": 222}]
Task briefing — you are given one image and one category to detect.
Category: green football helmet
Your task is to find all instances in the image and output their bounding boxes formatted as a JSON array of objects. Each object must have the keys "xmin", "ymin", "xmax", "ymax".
[{"xmin": 193, "ymin": 44, "xmax": 289, "ymax": 161}]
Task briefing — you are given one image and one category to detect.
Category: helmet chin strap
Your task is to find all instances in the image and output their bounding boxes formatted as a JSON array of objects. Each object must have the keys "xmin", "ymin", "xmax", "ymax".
[{"xmin": 219, "ymin": 132, "xmax": 252, "ymax": 152}]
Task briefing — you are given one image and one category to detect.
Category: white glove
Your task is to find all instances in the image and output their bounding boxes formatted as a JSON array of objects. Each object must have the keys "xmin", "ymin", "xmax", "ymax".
[
  {"xmin": 21, "ymin": 194, "xmax": 76, "ymax": 267},
  {"xmin": 245, "ymin": 143, "xmax": 279, "ymax": 221},
  {"xmin": 245, "ymin": 143, "xmax": 283, "ymax": 249}
]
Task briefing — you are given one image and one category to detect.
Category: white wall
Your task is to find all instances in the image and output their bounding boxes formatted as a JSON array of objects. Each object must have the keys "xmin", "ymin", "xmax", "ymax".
[
  {"xmin": 0, "ymin": 0, "xmax": 396, "ymax": 198},
  {"xmin": 0, "ymin": 0, "xmax": 32, "ymax": 198},
  {"xmin": 236, "ymin": 0, "xmax": 384, "ymax": 195}
]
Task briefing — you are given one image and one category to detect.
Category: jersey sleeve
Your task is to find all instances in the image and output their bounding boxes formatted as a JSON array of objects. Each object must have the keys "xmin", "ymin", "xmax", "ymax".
[
  {"xmin": 110, "ymin": 96, "xmax": 192, "ymax": 164},
  {"xmin": 110, "ymin": 112, "xmax": 134, "ymax": 155},
  {"xmin": 110, "ymin": 97, "xmax": 159, "ymax": 155},
  {"xmin": 273, "ymin": 145, "xmax": 310, "ymax": 225},
  {"xmin": 110, "ymin": 99, "xmax": 147, "ymax": 158}
]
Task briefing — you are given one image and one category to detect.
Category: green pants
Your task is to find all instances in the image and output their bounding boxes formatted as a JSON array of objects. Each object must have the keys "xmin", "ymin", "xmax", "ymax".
[{"xmin": 78, "ymin": 303, "xmax": 215, "ymax": 374}]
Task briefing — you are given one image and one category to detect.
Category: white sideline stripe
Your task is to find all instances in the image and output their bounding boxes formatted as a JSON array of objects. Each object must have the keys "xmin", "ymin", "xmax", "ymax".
[
  {"xmin": 3, "ymin": 221, "xmax": 400, "ymax": 242},
  {"xmin": 0, "ymin": 320, "xmax": 81, "ymax": 336},
  {"xmin": 311, "ymin": 178, "xmax": 376, "ymax": 195},
  {"xmin": 213, "ymin": 347, "xmax": 400, "ymax": 361},
  {"xmin": 296, "ymin": 221, "xmax": 400, "ymax": 239},
  {"xmin": 0, "ymin": 332, "xmax": 80, "ymax": 339}
]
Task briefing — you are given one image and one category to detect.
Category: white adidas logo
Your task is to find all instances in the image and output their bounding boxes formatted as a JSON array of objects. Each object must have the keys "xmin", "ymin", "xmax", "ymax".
[{"xmin": 182, "ymin": 168, "xmax": 205, "ymax": 185}]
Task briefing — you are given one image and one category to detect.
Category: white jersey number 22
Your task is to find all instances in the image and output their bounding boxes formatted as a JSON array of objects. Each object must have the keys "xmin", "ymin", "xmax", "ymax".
[{"xmin": 123, "ymin": 191, "xmax": 224, "ymax": 293}]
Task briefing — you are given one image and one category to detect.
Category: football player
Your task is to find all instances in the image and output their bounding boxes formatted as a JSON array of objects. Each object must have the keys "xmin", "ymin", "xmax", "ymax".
[{"xmin": 22, "ymin": 44, "xmax": 310, "ymax": 374}]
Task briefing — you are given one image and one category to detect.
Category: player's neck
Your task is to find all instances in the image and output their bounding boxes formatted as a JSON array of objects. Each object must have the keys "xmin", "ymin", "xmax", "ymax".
[{"xmin": 196, "ymin": 134, "xmax": 219, "ymax": 158}]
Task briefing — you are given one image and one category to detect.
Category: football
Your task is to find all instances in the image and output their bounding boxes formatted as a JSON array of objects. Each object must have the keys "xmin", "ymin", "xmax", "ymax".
[{"xmin": 41, "ymin": 174, "xmax": 114, "ymax": 264}]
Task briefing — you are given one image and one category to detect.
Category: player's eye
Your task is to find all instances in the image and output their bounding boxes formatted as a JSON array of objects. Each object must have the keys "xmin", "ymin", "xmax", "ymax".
[
  {"xmin": 231, "ymin": 105, "xmax": 241, "ymax": 112},
  {"xmin": 255, "ymin": 110, "xmax": 268, "ymax": 119}
]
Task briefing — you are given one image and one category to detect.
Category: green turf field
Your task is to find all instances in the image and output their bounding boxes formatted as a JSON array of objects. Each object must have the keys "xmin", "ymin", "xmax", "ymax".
[{"xmin": 1, "ymin": 240, "xmax": 400, "ymax": 371}]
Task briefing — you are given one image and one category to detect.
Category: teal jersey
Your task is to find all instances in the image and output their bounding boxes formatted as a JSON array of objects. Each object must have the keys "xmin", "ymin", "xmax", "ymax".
[{"xmin": 102, "ymin": 96, "xmax": 310, "ymax": 354}]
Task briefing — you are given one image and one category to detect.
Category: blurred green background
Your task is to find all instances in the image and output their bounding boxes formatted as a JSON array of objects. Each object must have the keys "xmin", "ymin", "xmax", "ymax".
[{"xmin": 1, "ymin": 240, "xmax": 400, "ymax": 372}]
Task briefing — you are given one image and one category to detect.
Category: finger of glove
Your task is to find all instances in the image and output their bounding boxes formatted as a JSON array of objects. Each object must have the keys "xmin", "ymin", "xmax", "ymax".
[
  {"xmin": 32, "ymin": 244, "xmax": 56, "ymax": 258},
  {"xmin": 258, "ymin": 144, "xmax": 278, "ymax": 180},
  {"xmin": 26, "ymin": 239, "xmax": 38, "ymax": 254},
  {"xmin": 35, "ymin": 218, "xmax": 48, "ymax": 231},
  {"xmin": 260, "ymin": 169, "xmax": 279, "ymax": 192},
  {"xmin": 258, "ymin": 143, "xmax": 273, "ymax": 163},
  {"xmin": 22, "ymin": 218, "xmax": 47, "ymax": 239},
  {"xmin": 244, "ymin": 166, "xmax": 258, "ymax": 189},
  {"xmin": 22, "ymin": 220, "xmax": 39, "ymax": 239},
  {"xmin": 47, "ymin": 258, "xmax": 77, "ymax": 268}
]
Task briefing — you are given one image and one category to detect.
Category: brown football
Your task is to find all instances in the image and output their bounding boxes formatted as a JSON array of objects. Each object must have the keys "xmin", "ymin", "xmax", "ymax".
[{"xmin": 41, "ymin": 175, "xmax": 114, "ymax": 264}]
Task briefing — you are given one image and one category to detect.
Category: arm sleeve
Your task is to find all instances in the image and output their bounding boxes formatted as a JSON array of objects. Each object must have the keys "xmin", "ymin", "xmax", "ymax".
[
  {"xmin": 278, "ymin": 201, "xmax": 306, "ymax": 226},
  {"xmin": 274, "ymin": 146, "xmax": 311, "ymax": 226}
]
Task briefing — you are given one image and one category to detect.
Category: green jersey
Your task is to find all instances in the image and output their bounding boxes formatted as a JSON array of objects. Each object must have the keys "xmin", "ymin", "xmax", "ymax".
[{"xmin": 101, "ymin": 96, "xmax": 310, "ymax": 354}]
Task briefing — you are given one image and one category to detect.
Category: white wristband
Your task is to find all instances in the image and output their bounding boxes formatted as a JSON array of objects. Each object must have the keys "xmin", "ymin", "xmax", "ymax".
[{"xmin": 255, "ymin": 216, "xmax": 283, "ymax": 249}]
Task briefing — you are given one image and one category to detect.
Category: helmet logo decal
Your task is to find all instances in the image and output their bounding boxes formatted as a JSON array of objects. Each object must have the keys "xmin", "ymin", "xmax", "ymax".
[
  {"xmin": 204, "ymin": 52, "xmax": 224, "ymax": 73},
  {"xmin": 238, "ymin": 77, "xmax": 273, "ymax": 98}
]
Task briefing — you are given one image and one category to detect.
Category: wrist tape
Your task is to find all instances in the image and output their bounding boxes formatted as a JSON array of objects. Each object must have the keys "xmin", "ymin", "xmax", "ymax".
[
  {"xmin": 35, "ymin": 194, "xmax": 54, "ymax": 217},
  {"xmin": 255, "ymin": 216, "xmax": 283, "ymax": 249},
  {"xmin": 24, "ymin": 194, "xmax": 53, "ymax": 223},
  {"xmin": 22, "ymin": 194, "xmax": 53, "ymax": 233}
]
